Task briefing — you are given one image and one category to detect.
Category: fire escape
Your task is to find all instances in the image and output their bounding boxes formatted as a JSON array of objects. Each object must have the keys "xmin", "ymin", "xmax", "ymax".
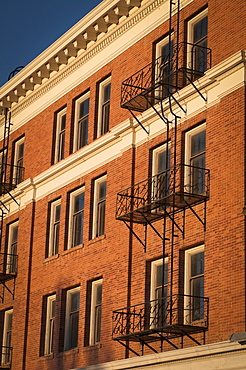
[
  {"xmin": 0, "ymin": 85, "xmax": 24, "ymax": 367},
  {"xmin": 112, "ymin": 0, "xmax": 211, "ymax": 356}
]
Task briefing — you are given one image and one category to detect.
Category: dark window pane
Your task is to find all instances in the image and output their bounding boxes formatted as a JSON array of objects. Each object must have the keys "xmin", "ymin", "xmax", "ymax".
[
  {"xmin": 94, "ymin": 305, "xmax": 102, "ymax": 343},
  {"xmin": 7, "ymin": 314, "xmax": 12, "ymax": 331},
  {"xmin": 96, "ymin": 284, "xmax": 102, "ymax": 305},
  {"xmin": 99, "ymin": 181, "xmax": 106, "ymax": 200},
  {"xmin": 193, "ymin": 16, "xmax": 208, "ymax": 44},
  {"xmin": 55, "ymin": 204, "xmax": 60, "ymax": 222},
  {"xmin": 79, "ymin": 98, "xmax": 89, "ymax": 118},
  {"xmin": 97, "ymin": 201, "xmax": 105, "ymax": 237},
  {"xmin": 12, "ymin": 226, "xmax": 18, "ymax": 243},
  {"xmin": 157, "ymin": 149, "xmax": 170, "ymax": 173},
  {"xmin": 48, "ymin": 319, "xmax": 54, "ymax": 354},
  {"xmin": 58, "ymin": 131, "xmax": 65, "ymax": 161},
  {"xmin": 61, "ymin": 114, "xmax": 66, "ymax": 131},
  {"xmin": 78, "ymin": 117, "xmax": 88, "ymax": 148},
  {"xmin": 71, "ymin": 292, "xmax": 80, "ymax": 312},
  {"xmin": 73, "ymin": 212, "xmax": 84, "ymax": 246},
  {"xmin": 103, "ymin": 83, "xmax": 111, "ymax": 102},
  {"xmin": 191, "ymin": 130, "xmax": 206, "ymax": 156},
  {"xmin": 18, "ymin": 143, "xmax": 24, "ymax": 159},
  {"xmin": 53, "ymin": 223, "xmax": 59, "ymax": 255},
  {"xmin": 70, "ymin": 312, "xmax": 79, "ymax": 348},
  {"xmin": 156, "ymin": 263, "xmax": 168, "ymax": 288},
  {"xmin": 74, "ymin": 193, "xmax": 84, "ymax": 213},
  {"xmin": 51, "ymin": 299, "xmax": 56, "ymax": 317},
  {"xmin": 191, "ymin": 252, "xmax": 204, "ymax": 276},
  {"xmin": 191, "ymin": 276, "xmax": 204, "ymax": 320},
  {"xmin": 101, "ymin": 101, "xmax": 110, "ymax": 134}
]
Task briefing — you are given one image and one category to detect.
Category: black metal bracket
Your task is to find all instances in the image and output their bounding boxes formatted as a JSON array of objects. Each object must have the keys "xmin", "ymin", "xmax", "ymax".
[
  {"xmin": 163, "ymin": 208, "xmax": 184, "ymax": 236},
  {"xmin": 178, "ymin": 327, "xmax": 204, "ymax": 346},
  {"xmin": 138, "ymin": 337, "xmax": 159, "ymax": 354},
  {"xmin": 180, "ymin": 195, "xmax": 206, "ymax": 231},
  {"xmin": 158, "ymin": 332, "xmax": 179, "ymax": 349},
  {"xmin": 182, "ymin": 70, "xmax": 207, "ymax": 102},
  {"xmin": 0, "ymin": 279, "xmax": 15, "ymax": 303},
  {"xmin": 115, "ymin": 339, "xmax": 141, "ymax": 356},
  {"xmin": 128, "ymin": 109, "xmax": 149, "ymax": 135},
  {"xmin": 123, "ymin": 220, "xmax": 147, "ymax": 252}
]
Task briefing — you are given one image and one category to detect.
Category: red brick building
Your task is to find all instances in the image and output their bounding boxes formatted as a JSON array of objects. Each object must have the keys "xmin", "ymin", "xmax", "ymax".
[{"xmin": 0, "ymin": 0, "xmax": 246, "ymax": 369}]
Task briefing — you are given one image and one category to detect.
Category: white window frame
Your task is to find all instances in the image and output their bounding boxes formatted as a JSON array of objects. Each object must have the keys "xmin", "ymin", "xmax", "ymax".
[
  {"xmin": 48, "ymin": 199, "xmax": 61, "ymax": 257},
  {"xmin": 6, "ymin": 221, "xmax": 18, "ymax": 274},
  {"xmin": 44, "ymin": 295, "xmax": 56, "ymax": 355},
  {"xmin": 155, "ymin": 35, "xmax": 172, "ymax": 60},
  {"xmin": 184, "ymin": 123, "xmax": 206, "ymax": 193},
  {"xmin": 73, "ymin": 92, "xmax": 90, "ymax": 151},
  {"xmin": 89, "ymin": 279, "xmax": 103, "ymax": 345},
  {"xmin": 187, "ymin": 9, "xmax": 208, "ymax": 70},
  {"xmin": 67, "ymin": 187, "xmax": 85, "ymax": 249},
  {"xmin": 92, "ymin": 175, "xmax": 107, "ymax": 239},
  {"xmin": 150, "ymin": 258, "xmax": 168, "ymax": 302},
  {"xmin": 64, "ymin": 287, "xmax": 80, "ymax": 351},
  {"xmin": 184, "ymin": 245, "xmax": 204, "ymax": 324},
  {"xmin": 0, "ymin": 149, "xmax": 7, "ymax": 190},
  {"xmin": 152, "ymin": 143, "xmax": 171, "ymax": 177},
  {"xmin": 97, "ymin": 77, "xmax": 111, "ymax": 137},
  {"xmin": 0, "ymin": 148, "xmax": 7, "ymax": 168},
  {"xmin": 54, "ymin": 107, "xmax": 66, "ymax": 163},
  {"xmin": 1, "ymin": 309, "xmax": 13, "ymax": 366},
  {"xmin": 152, "ymin": 143, "xmax": 171, "ymax": 205},
  {"xmin": 155, "ymin": 35, "xmax": 174, "ymax": 99},
  {"xmin": 150, "ymin": 258, "xmax": 168, "ymax": 328},
  {"xmin": 13, "ymin": 137, "xmax": 24, "ymax": 185}
]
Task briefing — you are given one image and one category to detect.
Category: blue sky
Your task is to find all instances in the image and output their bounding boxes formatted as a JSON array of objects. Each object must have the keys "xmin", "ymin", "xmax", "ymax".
[{"xmin": 0, "ymin": 0, "xmax": 102, "ymax": 87}]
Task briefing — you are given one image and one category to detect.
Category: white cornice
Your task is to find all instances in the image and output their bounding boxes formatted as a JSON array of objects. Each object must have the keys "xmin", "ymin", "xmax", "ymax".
[
  {"xmin": 74, "ymin": 341, "xmax": 246, "ymax": 370},
  {"xmin": 0, "ymin": 0, "xmax": 167, "ymax": 115}
]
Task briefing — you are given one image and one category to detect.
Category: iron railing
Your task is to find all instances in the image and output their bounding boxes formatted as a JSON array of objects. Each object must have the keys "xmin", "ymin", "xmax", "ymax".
[
  {"xmin": 116, "ymin": 164, "xmax": 209, "ymax": 223},
  {"xmin": 121, "ymin": 42, "xmax": 212, "ymax": 111},
  {"xmin": 112, "ymin": 294, "xmax": 209, "ymax": 340},
  {"xmin": 0, "ymin": 346, "xmax": 12, "ymax": 368},
  {"xmin": 0, "ymin": 253, "xmax": 18, "ymax": 277},
  {"xmin": 0, "ymin": 163, "xmax": 25, "ymax": 196}
]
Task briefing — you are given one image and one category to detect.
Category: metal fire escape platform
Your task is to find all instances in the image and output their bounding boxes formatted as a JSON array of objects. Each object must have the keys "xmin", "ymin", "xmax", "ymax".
[
  {"xmin": 116, "ymin": 164, "xmax": 209, "ymax": 226},
  {"xmin": 0, "ymin": 252, "xmax": 18, "ymax": 302},
  {"xmin": 112, "ymin": 294, "xmax": 209, "ymax": 356},
  {"xmin": 121, "ymin": 42, "xmax": 211, "ymax": 114}
]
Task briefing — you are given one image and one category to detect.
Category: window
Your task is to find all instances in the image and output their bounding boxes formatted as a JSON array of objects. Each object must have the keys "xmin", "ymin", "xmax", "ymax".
[
  {"xmin": 6, "ymin": 221, "xmax": 18, "ymax": 274},
  {"xmin": 155, "ymin": 36, "xmax": 174, "ymax": 99},
  {"xmin": 92, "ymin": 176, "xmax": 106, "ymax": 238},
  {"xmin": 1, "ymin": 309, "xmax": 13, "ymax": 366},
  {"xmin": 0, "ymin": 149, "xmax": 7, "ymax": 194},
  {"xmin": 48, "ymin": 199, "xmax": 61, "ymax": 257},
  {"xmin": 74, "ymin": 93, "xmax": 89, "ymax": 151},
  {"xmin": 152, "ymin": 143, "xmax": 170, "ymax": 205},
  {"xmin": 54, "ymin": 108, "xmax": 66, "ymax": 163},
  {"xmin": 184, "ymin": 246, "xmax": 204, "ymax": 323},
  {"xmin": 185, "ymin": 123, "xmax": 206, "ymax": 195},
  {"xmin": 64, "ymin": 287, "xmax": 80, "ymax": 351},
  {"xmin": 97, "ymin": 77, "xmax": 111, "ymax": 137},
  {"xmin": 44, "ymin": 295, "xmax": 56, "ymax": 355},
  {"xmin": 90, "ymin": 279, "xmax": 103, "ymax": 345},
  {"xmin": 13, "ymin": 137, "xmax": 24, "ymax": 184},
  {"xmin": 68, "ymin": 188, "xmax": 84, "ymax": 248},
  {"xmin": 150, "ymin": 259, "xmax": 168, "ymax": 328},
  {"xmin": 188, "ymin": 9, "xmax": 208, "ymax": 75}
]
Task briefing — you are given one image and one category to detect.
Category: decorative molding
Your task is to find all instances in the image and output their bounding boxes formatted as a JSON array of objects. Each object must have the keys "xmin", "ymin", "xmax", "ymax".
[{"xmin": 1, "ymin": 0, "xmax": 169, "ymax": 118}]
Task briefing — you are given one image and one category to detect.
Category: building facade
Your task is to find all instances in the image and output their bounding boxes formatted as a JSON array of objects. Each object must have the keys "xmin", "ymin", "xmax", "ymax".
[{"xmin": 0, "ymin": 0, "xmax": 246, "ymax": 369}]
